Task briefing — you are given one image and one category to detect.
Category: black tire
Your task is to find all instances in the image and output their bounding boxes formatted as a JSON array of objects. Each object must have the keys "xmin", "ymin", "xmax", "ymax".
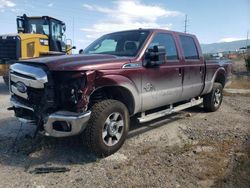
[
  {"xmin": 3, "ymin": 75, "xmax": 9, "ymax": 86},
  {"xmin": 203, "ymin": 83, "xmax": 223, "ymax": 112},
  {"xmin": 83, "ymin": 99, "xmax": 130, "ymax": 157}
]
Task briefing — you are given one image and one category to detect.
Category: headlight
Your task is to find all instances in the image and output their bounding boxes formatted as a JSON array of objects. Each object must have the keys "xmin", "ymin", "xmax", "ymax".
[
  {"xmin": 40, "ymin": 39, "xmax": 49, "ymax": 46},
  {"xmin": 53, "ymin": 72, "xmax": 86, "ymax": 111},
  {"xmin": 67, "ymin": 77, "xmax": 86, "ymax": 104}
]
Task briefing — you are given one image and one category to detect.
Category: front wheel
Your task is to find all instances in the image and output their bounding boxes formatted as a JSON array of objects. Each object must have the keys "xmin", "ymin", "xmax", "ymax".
[
  {"xmin": 203, "ymin": 83, "xmax": 223, "ymax": 112},
  {"xmin": 83, "ymin": 100, "xmax": 130, "ymax": 157}
]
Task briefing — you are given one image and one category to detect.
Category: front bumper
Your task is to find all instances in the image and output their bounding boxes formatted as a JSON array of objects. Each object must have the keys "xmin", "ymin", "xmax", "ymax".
[
  {"xmin": 10, "ymin": 97, "xmax": 91, "ymax": 137},
  {"xmin": 9, "ymin": 63, "xmax": 91, "ymax": 137},
  {"xmin": 43, "ymin": 110, "xmax": 91, "ymax": 137}
]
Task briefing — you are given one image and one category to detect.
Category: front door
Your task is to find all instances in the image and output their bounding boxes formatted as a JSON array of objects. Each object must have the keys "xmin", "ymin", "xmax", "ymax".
[{"xmin": 141, "ymin": 32, "xmax": 183, "ymax": 111}]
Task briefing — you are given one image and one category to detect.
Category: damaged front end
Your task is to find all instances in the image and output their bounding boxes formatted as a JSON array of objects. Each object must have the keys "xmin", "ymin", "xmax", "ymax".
[{"xmin": 9, "ymin": 63, "xmax": 91, "ymax": 137}]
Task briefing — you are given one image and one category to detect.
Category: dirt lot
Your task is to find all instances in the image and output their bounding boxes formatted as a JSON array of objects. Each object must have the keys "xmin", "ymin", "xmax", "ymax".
[{"xmin": 0, "ymin": 77, "xmax": 249, "ymax": 188}]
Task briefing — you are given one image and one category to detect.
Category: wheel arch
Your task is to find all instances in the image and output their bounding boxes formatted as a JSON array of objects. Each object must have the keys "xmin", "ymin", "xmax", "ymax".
[
  {"xmin": 214, "ymin": 69, "xmax": 226, "ymax": 87},
  {"xmin": 205, "ymin": 67, "xmax": 226, "ymax": 94},
  {"xmin": 89, "ymin": 75, "xmax": 141, "ymax": 115}
]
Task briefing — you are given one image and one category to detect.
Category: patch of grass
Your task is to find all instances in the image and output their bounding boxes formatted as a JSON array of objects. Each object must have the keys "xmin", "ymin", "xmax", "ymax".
[
  {"xmin": 138, "ymin": 145, "xmax": 157, "ymax": 155},
  {"xmin": 176, "ymin": 142, "xmax": 194, "ymax": 154},
  {"xmin": 226, "ymin": 79, "xmax": 250, "ymax": 89},
  {"xmin": 212, "ymin": 141, "xmax": 250, "ymax": 187},
  {"xmin": 223, "ymin": 91, "xmax": 250, "ymax": 97},
  {"xmin": 190, "ymin": 140, "xmax": 233, "ymax": 184},
  {"xmin": 190, "ymin": 138, "xmax": 250, "ymax": 187},
  {"xmin": 232, "ymin": 59, "xmax": 248, "ymax": 73}
]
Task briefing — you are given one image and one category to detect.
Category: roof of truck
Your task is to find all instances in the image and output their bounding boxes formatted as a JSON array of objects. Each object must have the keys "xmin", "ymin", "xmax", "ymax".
[{"xmin": 108, "ymin": 28, "xmax": 196, "ymax": 38}]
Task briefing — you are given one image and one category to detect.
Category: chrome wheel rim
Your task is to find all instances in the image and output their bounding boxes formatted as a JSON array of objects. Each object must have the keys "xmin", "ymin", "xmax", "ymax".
[
  {"xmin": 102, "ymin": 112, "xmax": 124, "ymax": 146},
  {"xmin": 214, "ymin": 88, "xmax": 222, "ymax": 107}
]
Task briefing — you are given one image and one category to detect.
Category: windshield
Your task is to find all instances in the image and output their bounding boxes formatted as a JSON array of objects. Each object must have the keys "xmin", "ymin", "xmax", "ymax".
[
  {"xmin": 26, "ymin": 18, "xmax": 63, "ymax": 41},
  {"xmin": 27, "ymin": 19, "xmax": 49, "ymax": 35},
  {"xmin": 84, "ymin": 30, "xmax": 150, "ymax": 56}
]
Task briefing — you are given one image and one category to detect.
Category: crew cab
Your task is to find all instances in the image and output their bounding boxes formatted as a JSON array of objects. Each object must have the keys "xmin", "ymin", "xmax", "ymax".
[{"xmin": 9, "ymin": 29, "xmax": 232, "ymax": 156}]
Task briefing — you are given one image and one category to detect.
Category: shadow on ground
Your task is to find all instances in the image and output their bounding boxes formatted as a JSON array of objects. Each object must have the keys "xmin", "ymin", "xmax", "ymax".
[
  {"xmin": 0, "ymin": 79, "xmax": 8, "ymax": 95},
  {"xmin": 0, "ymin": 111, "xmax": 185, "ymax": 172}
]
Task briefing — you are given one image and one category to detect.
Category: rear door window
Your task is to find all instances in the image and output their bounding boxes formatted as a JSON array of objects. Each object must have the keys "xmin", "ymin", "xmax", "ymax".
[{"xmin": 179, "ymin": 35, "xmax": 199, "ymax": 60}]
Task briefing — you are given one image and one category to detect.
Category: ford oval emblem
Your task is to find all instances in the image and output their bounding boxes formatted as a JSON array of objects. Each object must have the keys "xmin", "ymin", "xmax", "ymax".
[{"xmin": 16, "ymin": 81, "xmax": 27, "ymax": 93}]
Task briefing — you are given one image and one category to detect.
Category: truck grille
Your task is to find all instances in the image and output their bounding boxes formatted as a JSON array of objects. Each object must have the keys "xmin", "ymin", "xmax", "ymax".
[
  {"xmin": 0, "ymin": 35, "xmax": 21, "ymax": 60},
  {"xmin": 9, "ymin": 63, "xmax": 49, "ymax": 109}
]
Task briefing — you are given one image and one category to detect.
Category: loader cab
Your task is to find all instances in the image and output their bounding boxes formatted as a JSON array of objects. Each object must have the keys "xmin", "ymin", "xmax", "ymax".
[{"xmin": 17, "ymin": 14, "xmax": 67, "ymax": 53}]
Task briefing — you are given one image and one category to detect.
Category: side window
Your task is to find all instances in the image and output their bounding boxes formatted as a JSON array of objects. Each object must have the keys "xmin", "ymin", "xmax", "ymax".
[
  {"xmin": 148, "ymin": 33, "xmax": 178, "ymax": 60},
  {"xmin": 179, "ymin": 35, "xmax": 199, "ymax": 60},
  {"xmin": 51, "ymin": 21, "xmax": 63, "ymax": 41},
  {"xmin": 42, "ymin": 25, "xmax": 49, "ymax": 35}
]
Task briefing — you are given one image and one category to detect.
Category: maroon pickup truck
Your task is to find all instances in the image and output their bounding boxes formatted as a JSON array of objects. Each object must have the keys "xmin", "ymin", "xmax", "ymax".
[{"xmin": 9, "ymin": 29, "xmax": 232, "ymax": 156}]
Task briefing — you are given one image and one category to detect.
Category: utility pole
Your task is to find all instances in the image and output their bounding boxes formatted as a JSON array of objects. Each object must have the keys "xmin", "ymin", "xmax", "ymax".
[
  {"xmin": 244, "ymin": 31, "xmax": 249, "ymax": 59},
  {"xmin": 246, "ymin": 31, "xmax": 249, "ymax": 50},
  {"xmin": 184, "ymin": 14, "xmax": 188, "ymax": 33},
  {"xmin": 72, "ymin": 17, "xmax": 75, "ymax": 47}
]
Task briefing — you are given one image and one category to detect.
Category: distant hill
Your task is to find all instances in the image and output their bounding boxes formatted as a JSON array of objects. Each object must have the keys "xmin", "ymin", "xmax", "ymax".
[{"xmin": 201, "ymin": 40, "xmax": 248, "ymax": 54}]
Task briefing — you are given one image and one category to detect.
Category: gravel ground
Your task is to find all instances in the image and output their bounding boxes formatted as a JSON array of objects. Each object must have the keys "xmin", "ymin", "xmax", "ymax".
[{"xmin": 0, "ymin": 78, "xmax": 249, "ymax": 188}]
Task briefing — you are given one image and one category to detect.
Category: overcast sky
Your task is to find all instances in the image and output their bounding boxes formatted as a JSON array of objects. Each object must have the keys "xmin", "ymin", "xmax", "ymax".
[{"xmin": 0, "ymin": 0, "xmax": 249, "ymax": 51}]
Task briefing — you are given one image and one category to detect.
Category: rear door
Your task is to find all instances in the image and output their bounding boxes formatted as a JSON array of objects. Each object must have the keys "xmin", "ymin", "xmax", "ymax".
[
  {"xmin": 141, "ymin": 32, "xmax": 183, "ymax": 111},
  {"xmin": 178, "ymin": 35, "xmax": 205, "ymax": 100}
]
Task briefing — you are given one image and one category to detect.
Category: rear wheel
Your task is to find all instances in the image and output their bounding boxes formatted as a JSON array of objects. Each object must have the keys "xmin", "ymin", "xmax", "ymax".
[
  {"xmin": 83, "ymin": 99, "xmax": 129, "ymax": 157},
  {"xmin": 203, "ymin": 83, "xmax": 223, "ymax": 112}
]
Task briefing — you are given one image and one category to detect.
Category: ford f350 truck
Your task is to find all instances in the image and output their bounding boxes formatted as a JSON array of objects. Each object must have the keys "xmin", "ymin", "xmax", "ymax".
[{"xmin": 9, "ymin": 29, "xmax": 232, "ymax": 156}]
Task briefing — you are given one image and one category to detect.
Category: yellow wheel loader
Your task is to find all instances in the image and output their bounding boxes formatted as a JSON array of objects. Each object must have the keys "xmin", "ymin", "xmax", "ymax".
[{"xmin": 0, "ymin": 14, "xmax": 74, "ymax": 85}]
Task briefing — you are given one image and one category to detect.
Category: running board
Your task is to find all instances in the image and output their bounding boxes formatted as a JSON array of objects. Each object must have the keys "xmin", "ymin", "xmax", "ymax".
[{"xmin": 138, "ymin": 98, "xmax": 203, "ymax": 123}]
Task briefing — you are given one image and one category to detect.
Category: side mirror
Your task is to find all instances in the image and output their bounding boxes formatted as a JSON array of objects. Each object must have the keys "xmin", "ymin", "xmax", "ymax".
[
  {"xmin": 65, "ymin": 46, "xmax": 76, "ymax": 54},
  {"xmin": 62, "ymin": 24, "xmax": 66, "ymax": 32},
  {"xmin": 143, "ymin": 45, "xmax": 166, "ymax": 67},
  {"xmin": 79, "ymin": 49, "xmax": 84, "ymax": 54}
]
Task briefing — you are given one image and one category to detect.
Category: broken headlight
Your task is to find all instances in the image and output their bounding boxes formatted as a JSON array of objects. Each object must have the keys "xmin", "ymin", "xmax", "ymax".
[{"xmin": 53, "ymin": 72, "xmax": 86, "ymax": 111}]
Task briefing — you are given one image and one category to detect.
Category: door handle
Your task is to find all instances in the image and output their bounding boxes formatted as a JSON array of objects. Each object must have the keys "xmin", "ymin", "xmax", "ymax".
[
  {"xmin": 200, "ymin": 67, "xmax": 203, "ymax": 73},
  {"xmin": 179, "ymin": 68, "xmax": 182, "ymax": 76}
]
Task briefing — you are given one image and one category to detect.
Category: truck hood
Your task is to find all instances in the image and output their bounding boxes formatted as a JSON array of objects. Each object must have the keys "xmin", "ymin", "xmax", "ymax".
[{"xmin": 22, "ymin": 54, "xmax": 132, "ymax": 71}]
